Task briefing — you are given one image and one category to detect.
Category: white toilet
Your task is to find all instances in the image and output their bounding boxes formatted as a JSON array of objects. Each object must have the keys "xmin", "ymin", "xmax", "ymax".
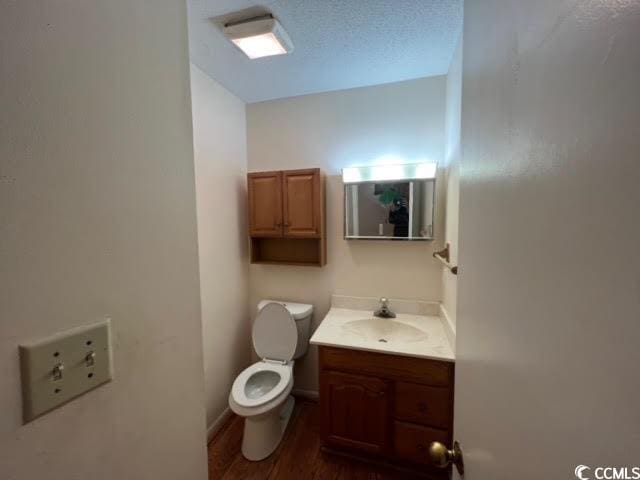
[{"xmin": 229, "ymin": 299, "xmax": 313, "ymax": 461}]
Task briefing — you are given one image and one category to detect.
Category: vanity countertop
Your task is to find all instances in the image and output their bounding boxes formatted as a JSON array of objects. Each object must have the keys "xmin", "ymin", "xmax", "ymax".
[{"xmin": 310, "ymin": 307, "xmax": 455, "ymax": 362}]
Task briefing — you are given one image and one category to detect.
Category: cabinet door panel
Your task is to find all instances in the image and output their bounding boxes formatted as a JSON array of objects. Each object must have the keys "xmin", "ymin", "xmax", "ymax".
[
  {"xmin": 321, "ymin": 370, "xmax": 390, "ymax": 454},
  {"xmin": 283, "ymin": 169, "xmax": 321, "ymax": 237},
  {"xmin": 248, "ymin": 171, "xmax": 282, "ymax": 237}
]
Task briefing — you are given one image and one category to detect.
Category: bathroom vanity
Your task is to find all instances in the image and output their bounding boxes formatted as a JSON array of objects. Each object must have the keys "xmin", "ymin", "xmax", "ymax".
[{"xmin": 311, "ymin": 298, "xmax": 455, "ymax": 478}]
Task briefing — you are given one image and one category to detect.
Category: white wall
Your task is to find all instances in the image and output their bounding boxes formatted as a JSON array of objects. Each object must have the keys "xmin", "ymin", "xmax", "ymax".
[
  {"xmin": 0, "ymin": 2, "xmax": 207, "ymax": 479},
  {"xmin": 190, "ymin": 64, "xmax": 249, "ymax": 436},
  {"xmin": 455, "ymin": 0, "xmax": 640, "ymax": 477},
  {"xmin": 247, "ymin": 77, "xmax": 446, "ymax": 393},
  {"xmin": 442, "ymin": 35, "xmax": 463, "ymax": 332}
]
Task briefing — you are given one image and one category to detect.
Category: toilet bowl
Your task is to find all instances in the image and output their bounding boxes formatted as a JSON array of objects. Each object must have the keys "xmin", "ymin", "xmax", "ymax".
[{"xmin": 228, "ymin": 300, "xmax": 313, "ymax": 461}]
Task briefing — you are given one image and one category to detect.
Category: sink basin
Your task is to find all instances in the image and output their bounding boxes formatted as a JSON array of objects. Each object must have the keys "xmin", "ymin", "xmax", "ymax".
[{"xmin": 341, "ymin": 318, "xmax": 428, "ymax": 344}]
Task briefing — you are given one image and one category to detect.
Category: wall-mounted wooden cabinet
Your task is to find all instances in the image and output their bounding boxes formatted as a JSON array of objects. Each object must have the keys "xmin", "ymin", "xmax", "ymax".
[{"xmin": 248, "ymin": 168, "xmax": 325, "ymax": 266}]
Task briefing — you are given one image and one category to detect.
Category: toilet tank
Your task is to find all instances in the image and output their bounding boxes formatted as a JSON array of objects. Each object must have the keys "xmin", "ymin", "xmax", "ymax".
[{"xmin": 257, "ymin": 300, "xmax": 313, "ymax": 359}]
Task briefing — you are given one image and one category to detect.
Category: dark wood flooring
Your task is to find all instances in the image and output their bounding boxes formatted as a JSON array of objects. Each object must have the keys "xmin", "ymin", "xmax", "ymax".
[{"xmin": 207, "ymin": 399, "xmax": 420, "ymax": 479}]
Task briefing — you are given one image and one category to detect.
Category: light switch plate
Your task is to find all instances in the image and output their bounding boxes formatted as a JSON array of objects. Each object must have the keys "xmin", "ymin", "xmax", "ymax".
[{"xmin": 19, "ymin": 319, "xmax": 112, "ymax": 423}]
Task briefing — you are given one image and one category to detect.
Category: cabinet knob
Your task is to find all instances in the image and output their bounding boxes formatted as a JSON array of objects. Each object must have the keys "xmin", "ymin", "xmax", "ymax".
[
  {"xmin": 418, "ymin": 402, "xmax": 428, "ymax": 413},
  {"xmin": 275, "ymin": 222, "xmax": 282, "ymax": 227}
]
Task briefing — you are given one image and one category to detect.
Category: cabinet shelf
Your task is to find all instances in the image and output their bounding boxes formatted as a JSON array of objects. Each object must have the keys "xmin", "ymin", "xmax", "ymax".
[{"xmin": 250, "ymin": 237, "xmax": 324, "ymax": 267}]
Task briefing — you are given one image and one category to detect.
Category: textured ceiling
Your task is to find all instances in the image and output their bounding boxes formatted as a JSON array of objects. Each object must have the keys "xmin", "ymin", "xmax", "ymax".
[{"xmin": 187, "ymin": 0, "xmax": 463, "ymax": 103}]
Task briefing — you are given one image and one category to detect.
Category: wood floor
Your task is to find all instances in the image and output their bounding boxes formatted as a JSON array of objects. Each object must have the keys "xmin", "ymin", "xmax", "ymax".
[{"xmin": 207, "ymin": 399, "xmax": 422, "ymax": 480}]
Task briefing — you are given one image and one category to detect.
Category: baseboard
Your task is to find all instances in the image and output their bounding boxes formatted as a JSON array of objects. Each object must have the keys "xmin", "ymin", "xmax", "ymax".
[
  {"xmin": 207, "ymin": 407, "xmax": 233, "ymax": 443},
  {"xmin": 292, "ymin": 388, "xmax": 319, "ymax": 402}
]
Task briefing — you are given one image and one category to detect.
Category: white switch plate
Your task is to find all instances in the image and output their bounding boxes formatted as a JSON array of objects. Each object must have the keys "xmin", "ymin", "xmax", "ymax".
[{"xmin": 19, "ymin": 320, "xmax": 112, "ymax": 423}]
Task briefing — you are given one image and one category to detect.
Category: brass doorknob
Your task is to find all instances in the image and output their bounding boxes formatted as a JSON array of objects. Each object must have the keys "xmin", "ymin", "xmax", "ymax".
[{"xmin": 428, "ymin": 441, "xmax": 464, "ymax": 475}]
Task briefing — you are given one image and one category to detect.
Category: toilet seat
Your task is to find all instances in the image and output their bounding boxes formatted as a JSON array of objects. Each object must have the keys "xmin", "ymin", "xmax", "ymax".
[
  {"xmin": 231, "ymin": 361, "xmax": 292, "ymax": 409},
  {"xmin": 229, "ymin": 302, "xmax": 297, "ymax": 410},
  {"xmin": 252, "ymin": 302, "xmax": 298, "ymax": 362}
]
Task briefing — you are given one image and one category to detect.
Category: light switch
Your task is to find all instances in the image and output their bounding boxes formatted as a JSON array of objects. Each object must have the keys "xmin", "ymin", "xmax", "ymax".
[{"xmin": 19, "ymin": 320, "xmax": 112, "ymax": 423}]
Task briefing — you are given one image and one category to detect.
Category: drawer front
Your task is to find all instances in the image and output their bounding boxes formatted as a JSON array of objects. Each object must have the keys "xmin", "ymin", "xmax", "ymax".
[
  {"xmin": 395, "ymin": 382, "xmax": 452, "ymax": 429},
  {"xmin": 320, "ymin": 346, "xmax": 453, "ymax": 387},
  {"xmin": 394, "ymin": 421, "xmax": 450, "ymax": 466}
]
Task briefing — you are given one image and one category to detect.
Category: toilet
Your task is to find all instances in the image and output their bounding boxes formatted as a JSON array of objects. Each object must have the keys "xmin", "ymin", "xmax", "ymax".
[{"xmin": 229, "ymin": 299, "xmax": 313, "ymax": 461}]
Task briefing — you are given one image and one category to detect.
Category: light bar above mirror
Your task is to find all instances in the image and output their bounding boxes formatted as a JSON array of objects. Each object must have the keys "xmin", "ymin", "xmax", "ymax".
[{"xmin": 342, "ymin": 162, "xmax": 437, "ymax": 184}]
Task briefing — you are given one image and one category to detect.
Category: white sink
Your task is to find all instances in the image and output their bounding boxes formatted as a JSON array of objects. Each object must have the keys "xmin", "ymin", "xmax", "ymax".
[
  {"xmin": 310, "ymin": 301, "xmax": 455, "ymax": 361},
  {"xmin": 341, "ymin": 317, "xmax": 428, "ymax": 344}
]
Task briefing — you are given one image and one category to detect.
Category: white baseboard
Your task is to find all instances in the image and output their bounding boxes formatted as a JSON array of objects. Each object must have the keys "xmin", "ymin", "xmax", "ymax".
[
  {"xmin": 207, "ymin": 407, "xmax": 233, "ymax": 443},
  {"xmin": 292, "ymin": 388, "xmax": 319, "ymax": 401}
]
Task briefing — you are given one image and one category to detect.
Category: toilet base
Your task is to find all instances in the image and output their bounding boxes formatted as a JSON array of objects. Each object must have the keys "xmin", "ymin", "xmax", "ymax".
[{"xmin": 241, "ymin": 395, "xmax": 295, "ymax": 461}]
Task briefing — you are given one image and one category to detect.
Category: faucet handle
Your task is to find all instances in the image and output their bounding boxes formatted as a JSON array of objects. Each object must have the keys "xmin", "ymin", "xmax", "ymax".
[{"xmin": 379, "ymin": 297, "xmax": 389, "ymax": 307}]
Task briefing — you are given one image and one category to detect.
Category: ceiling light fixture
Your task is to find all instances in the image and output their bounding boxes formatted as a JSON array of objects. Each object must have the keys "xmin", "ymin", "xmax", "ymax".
[{"xmin": 223, "ymin": 15, "xmax": 293, "ymax": 60}]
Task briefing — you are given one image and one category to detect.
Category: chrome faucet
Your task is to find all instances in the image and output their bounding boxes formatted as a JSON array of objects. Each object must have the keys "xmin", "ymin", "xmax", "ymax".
[{"xmin": 374, "ymin": 297, "xmax": 396, "ymax": 319}]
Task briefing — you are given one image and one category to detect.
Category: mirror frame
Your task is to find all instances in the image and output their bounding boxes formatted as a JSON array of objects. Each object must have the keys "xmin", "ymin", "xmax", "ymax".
[{"xmin": 342, "ymin": 163, "xmax": 437, "ymax": 241}]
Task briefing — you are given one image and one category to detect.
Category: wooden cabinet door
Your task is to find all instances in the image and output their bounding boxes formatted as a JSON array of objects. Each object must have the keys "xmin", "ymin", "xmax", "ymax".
[
  {"xmin": 247, "ymin": 171, "xmax": 283, "ymax": 237},
  {"xmin": 282, "ymin": 169, "xmax": 321, "ymax": 237},
  {"xmin": 321, "ymin": 370, "xmax": 390, "ymax": 454}
]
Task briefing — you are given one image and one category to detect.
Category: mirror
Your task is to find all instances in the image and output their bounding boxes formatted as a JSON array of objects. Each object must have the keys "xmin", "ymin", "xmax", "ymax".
[{"xmin": 344, "ymin": 179, "xmax": 435, "ymax": 240}]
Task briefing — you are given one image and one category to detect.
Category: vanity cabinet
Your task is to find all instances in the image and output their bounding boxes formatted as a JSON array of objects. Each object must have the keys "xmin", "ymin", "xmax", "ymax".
[
  {"xmin": 247, "ymin": 168, "xmax": 325, "ymax": 266},
  {"xmin": 319, "ymin": 346, "xmax": 454, "ymax": 478}
]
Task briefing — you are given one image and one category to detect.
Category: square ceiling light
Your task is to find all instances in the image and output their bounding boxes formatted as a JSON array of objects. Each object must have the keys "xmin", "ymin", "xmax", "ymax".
[{"xmin": 223, "ymin": 16, "xmax": 293, "ymax": 60}]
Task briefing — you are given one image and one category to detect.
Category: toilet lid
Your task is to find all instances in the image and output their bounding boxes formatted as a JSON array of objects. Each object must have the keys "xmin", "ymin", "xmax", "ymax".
[{"xmin": 252, "ymin": 302, "xmax": 298, "ymax": 361}]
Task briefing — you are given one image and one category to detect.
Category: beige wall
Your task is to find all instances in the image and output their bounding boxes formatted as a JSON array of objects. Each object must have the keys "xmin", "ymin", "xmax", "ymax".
[
  {"xmin": 442, "ymin": 35, "xmax": 463, "ymax": 332},
  {"xmin": 247, "ymin": 77, "xmax": 446, "ymax": 392},
  {"xmin": 190, "ymin": 65, "xmax": 249, "ymax": 435},
  {"xmin": 0, "ymin": 2, "xmax": 207, "ymax": 479},
  {"xmin": 455, "ymin": 0, "xmax": 640, "ymax": 477}
]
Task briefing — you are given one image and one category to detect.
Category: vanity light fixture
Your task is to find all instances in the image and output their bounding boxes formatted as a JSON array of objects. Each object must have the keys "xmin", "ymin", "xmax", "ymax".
[
  {"xmin": 223, "ymin": 15, "xmax": 293, "ymax": 60},
  {"xmin": 342, "ymin": 162, "xmax": 437, "ymax": 184}
]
